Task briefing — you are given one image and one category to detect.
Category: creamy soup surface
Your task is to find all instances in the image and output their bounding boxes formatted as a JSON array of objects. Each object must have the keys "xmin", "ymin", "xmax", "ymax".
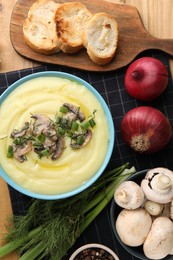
[{"xmin": 0, "ymin": 76, "xmax": 110, "ymax": 195}]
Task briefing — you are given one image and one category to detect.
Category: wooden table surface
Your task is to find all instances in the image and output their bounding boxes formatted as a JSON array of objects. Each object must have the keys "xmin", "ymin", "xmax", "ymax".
[{"xmin": 0, "ymin": 0, "xmax": 173, "ymax": 259}]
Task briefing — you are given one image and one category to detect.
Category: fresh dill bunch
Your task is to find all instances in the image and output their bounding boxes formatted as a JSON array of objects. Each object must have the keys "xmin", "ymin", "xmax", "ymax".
[
  {"xmin": 5, "ymin": 194, "xmax": 91, "ymax": 259},
  {"xmin": 1, "ymin": 163, "xmax": 135, "ymax": 260}
]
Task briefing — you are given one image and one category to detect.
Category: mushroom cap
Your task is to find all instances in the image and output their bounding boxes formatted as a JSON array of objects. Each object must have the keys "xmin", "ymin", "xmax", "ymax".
[
  {"xmin": 141, "ymin": 167, "xmax": 173, "ymax": 204},
  {"xmin": 114, "ymin": 180, "xmax": 144, "ymax": 209},
  {"xmin": 143, "ymin": 216, "xmax": 173, "ymax": 259},
  {"xmin": 169, "ymin": 246, "xmax": 173, "ymax": 255},
  {"xmin": 116, "ymin": 208, "xmax": 152, "ymax": 247}
]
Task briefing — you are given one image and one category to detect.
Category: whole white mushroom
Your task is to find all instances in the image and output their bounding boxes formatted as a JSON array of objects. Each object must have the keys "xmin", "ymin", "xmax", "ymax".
[
  {"xmin": 116, "ymin": 208, "xmax": 152, "ymax": 247},
  {"xmin": 141, "ymin": 167, "xmax": 173, "ymax": 204},
  {"xmin": 114, "ymin": 180, "xmax": 144, "ymax": 209},
  {"xmin": 143, "ymin": 216, "xmax": 173, "ymax": 259},
  {"xmin": 144, "ymin": 200, "xmax": 164, "ymax": 216}
]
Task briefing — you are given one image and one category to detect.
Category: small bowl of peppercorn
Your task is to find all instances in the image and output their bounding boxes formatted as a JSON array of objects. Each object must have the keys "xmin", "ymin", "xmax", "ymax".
[{"xmin": 69, "ymin": 243, "xmax": 119, "ymax": 260}]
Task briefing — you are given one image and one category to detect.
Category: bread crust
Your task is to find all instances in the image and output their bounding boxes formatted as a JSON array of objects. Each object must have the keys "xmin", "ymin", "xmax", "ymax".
[
  {"xmin": 55, "ymin": 2, "xmax": 92, "ymax": 53},
  {"xmin": 23, "ymin": 1, "xmax": 119, "ymax": 65},
  {"xmin": 82, "ymin": 12, "xmax": 119, "ymax": 65},
  {"xmin": 23, "ymin": 0, "xmax": 61, "ymax": 55}
]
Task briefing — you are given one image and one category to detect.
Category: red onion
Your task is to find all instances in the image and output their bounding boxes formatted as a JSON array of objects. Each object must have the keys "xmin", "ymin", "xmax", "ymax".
[
  {"xmin": 124, "ymin": 57, "xmax": 168, "ymax": 101},
  {"xmin": 121, "ymin": 106, "xmax": 172, "ymax": 153}
]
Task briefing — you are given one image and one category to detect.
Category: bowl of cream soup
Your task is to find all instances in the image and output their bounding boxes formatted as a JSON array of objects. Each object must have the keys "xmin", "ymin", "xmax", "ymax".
[{"xmin": 0, "ymin": 71, "xmax": 114, "ymax": 200}]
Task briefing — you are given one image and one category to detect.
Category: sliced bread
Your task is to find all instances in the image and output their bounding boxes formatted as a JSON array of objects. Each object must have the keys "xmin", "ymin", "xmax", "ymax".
[
  {"xmin": 82, "ymin": 12, "xmax": 119, "ymax": 65},
  {"xmin": 23, "ymin": 0, "xmax": 61, "ymax": 55},
  {"xmin": 55, "ymin": 2, "xmax": 92, "ymax": 54}
]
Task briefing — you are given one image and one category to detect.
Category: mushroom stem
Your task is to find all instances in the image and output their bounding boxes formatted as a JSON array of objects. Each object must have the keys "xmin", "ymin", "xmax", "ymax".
[
  {"xmin": 154, "ymin": 174, "xmax": 172, "ymax": 192},
  {"xmin": 116, "ymin": 190, "xmax": 129, "ymax": 203},
  {"xmin": 114, "ymin": 181, "xmax": 144, "ymax": 209}
]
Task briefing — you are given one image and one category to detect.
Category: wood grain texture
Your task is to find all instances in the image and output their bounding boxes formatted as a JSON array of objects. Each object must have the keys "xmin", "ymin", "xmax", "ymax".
[
  {"xmin": 10, "ymin": 0, "xmax": 173, "ymax": 71},
  {"xmin": 1, "ymin": 0, "xmax": 173, "ymax": 73}
]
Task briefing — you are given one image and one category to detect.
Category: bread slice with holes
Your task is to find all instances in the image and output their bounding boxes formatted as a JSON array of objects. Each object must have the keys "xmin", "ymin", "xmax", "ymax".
[
  {"xmin": 82, "ymin": 12, "xmax": 119, "ymax": 65},
  {"xmin": 55, "ymin": 2, "xmax": 92, "ymax": 54},
  {"xmin": 23, "ymin": 0, "xmax": 61, "ymax": 55}
]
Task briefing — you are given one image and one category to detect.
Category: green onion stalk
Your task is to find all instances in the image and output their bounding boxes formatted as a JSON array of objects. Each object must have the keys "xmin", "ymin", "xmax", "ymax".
[{"xmin": 0, "ymin": 163, "xmax": 135, "ymax": 260}]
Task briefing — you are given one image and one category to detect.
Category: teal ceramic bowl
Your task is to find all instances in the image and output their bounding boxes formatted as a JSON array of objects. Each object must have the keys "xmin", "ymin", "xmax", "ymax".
[
  {"xmin": 0, "ymin": 71, "xmax": 114, "ymax": 200},
  {"xmin": 110, "ymin": 170, "xmax": 172, "ymax": 260}
]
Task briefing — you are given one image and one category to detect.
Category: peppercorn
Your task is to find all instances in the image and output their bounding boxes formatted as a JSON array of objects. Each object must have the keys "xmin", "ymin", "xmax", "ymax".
[{"xmin": 73, "ymin": 247, "xmax": 115, "ymax": 259}]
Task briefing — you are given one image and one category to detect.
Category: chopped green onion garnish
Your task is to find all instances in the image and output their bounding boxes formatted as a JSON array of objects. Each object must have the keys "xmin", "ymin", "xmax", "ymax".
[
  {"xmin": 40, "ymin": 148, "xmax": 50, "ymax": 157},
  {"xmin": 59, "ymin": 106, "xmax": 68, "ymax": 113},
  {"xmin": 89, "ymin": 118, "xmax": 96, "ymax": 128},
  {"xmin": 76, "ymin": 135, "xmax": 84, "ymax": 145},
  {"xmin": 71, "ymin": 121, "xmax": 79, "ymax": 131},
  {"xmin": 33, "ymin": 141, "xmax": 43, "ymax": 147},
  {"xmin": 55, "ymin": 116, "xmax": 62, "ymax": 125},
  {"xmin": 13, "ymin": 137, "xmax": 22, "ymax": 145},
  {"xmin": 58, "ymin": 127, "xmax": 65, "ymax": 135},
  {"xmin": 38, "ymin": 134, "xmax": 46, "ymax": 143},
  {"xmin": 7, "ymin": 145, "xmax": 13, "ymax": 158},
  {"xmin": 61, "ymin": 118, "xmax": 69, "ymax": 128},
  {"xmin": 81, "ymin": 121, "xmax": 90, "ymax": 130}
]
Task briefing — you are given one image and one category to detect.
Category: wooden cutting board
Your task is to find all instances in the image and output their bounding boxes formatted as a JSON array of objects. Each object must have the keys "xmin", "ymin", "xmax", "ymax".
[{"xmin": 10, "ymin": 0, "xmax": 173, "ymax": 72}]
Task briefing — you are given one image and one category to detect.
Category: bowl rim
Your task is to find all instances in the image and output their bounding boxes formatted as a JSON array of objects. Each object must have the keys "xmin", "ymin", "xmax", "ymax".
[
  {"xmin": 69, "ymin": 243, "xmax": 119, "ymax": 260},
  {"xmin": 0, "ymin": 71, "xmax": 115, "ymax": 200},
  {"xmin": 110, "ymin": 169, "xmax": 172, "ymax": 260}
]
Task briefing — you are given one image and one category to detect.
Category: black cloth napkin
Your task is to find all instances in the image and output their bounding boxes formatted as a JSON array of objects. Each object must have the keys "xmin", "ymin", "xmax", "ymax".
[{"xmin": 0, "ymin": 50, "xmax": 173, "ymax": 260}]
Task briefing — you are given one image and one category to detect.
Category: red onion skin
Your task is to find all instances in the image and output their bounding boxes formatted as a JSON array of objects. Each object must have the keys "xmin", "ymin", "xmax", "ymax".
[
  {"xmin": 121, "ymin": 106, "xmax": 172, "ymax": 154},
  {"xmin": 124, "ymin": 57, "xmax": 168, "ymax": 101}
]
